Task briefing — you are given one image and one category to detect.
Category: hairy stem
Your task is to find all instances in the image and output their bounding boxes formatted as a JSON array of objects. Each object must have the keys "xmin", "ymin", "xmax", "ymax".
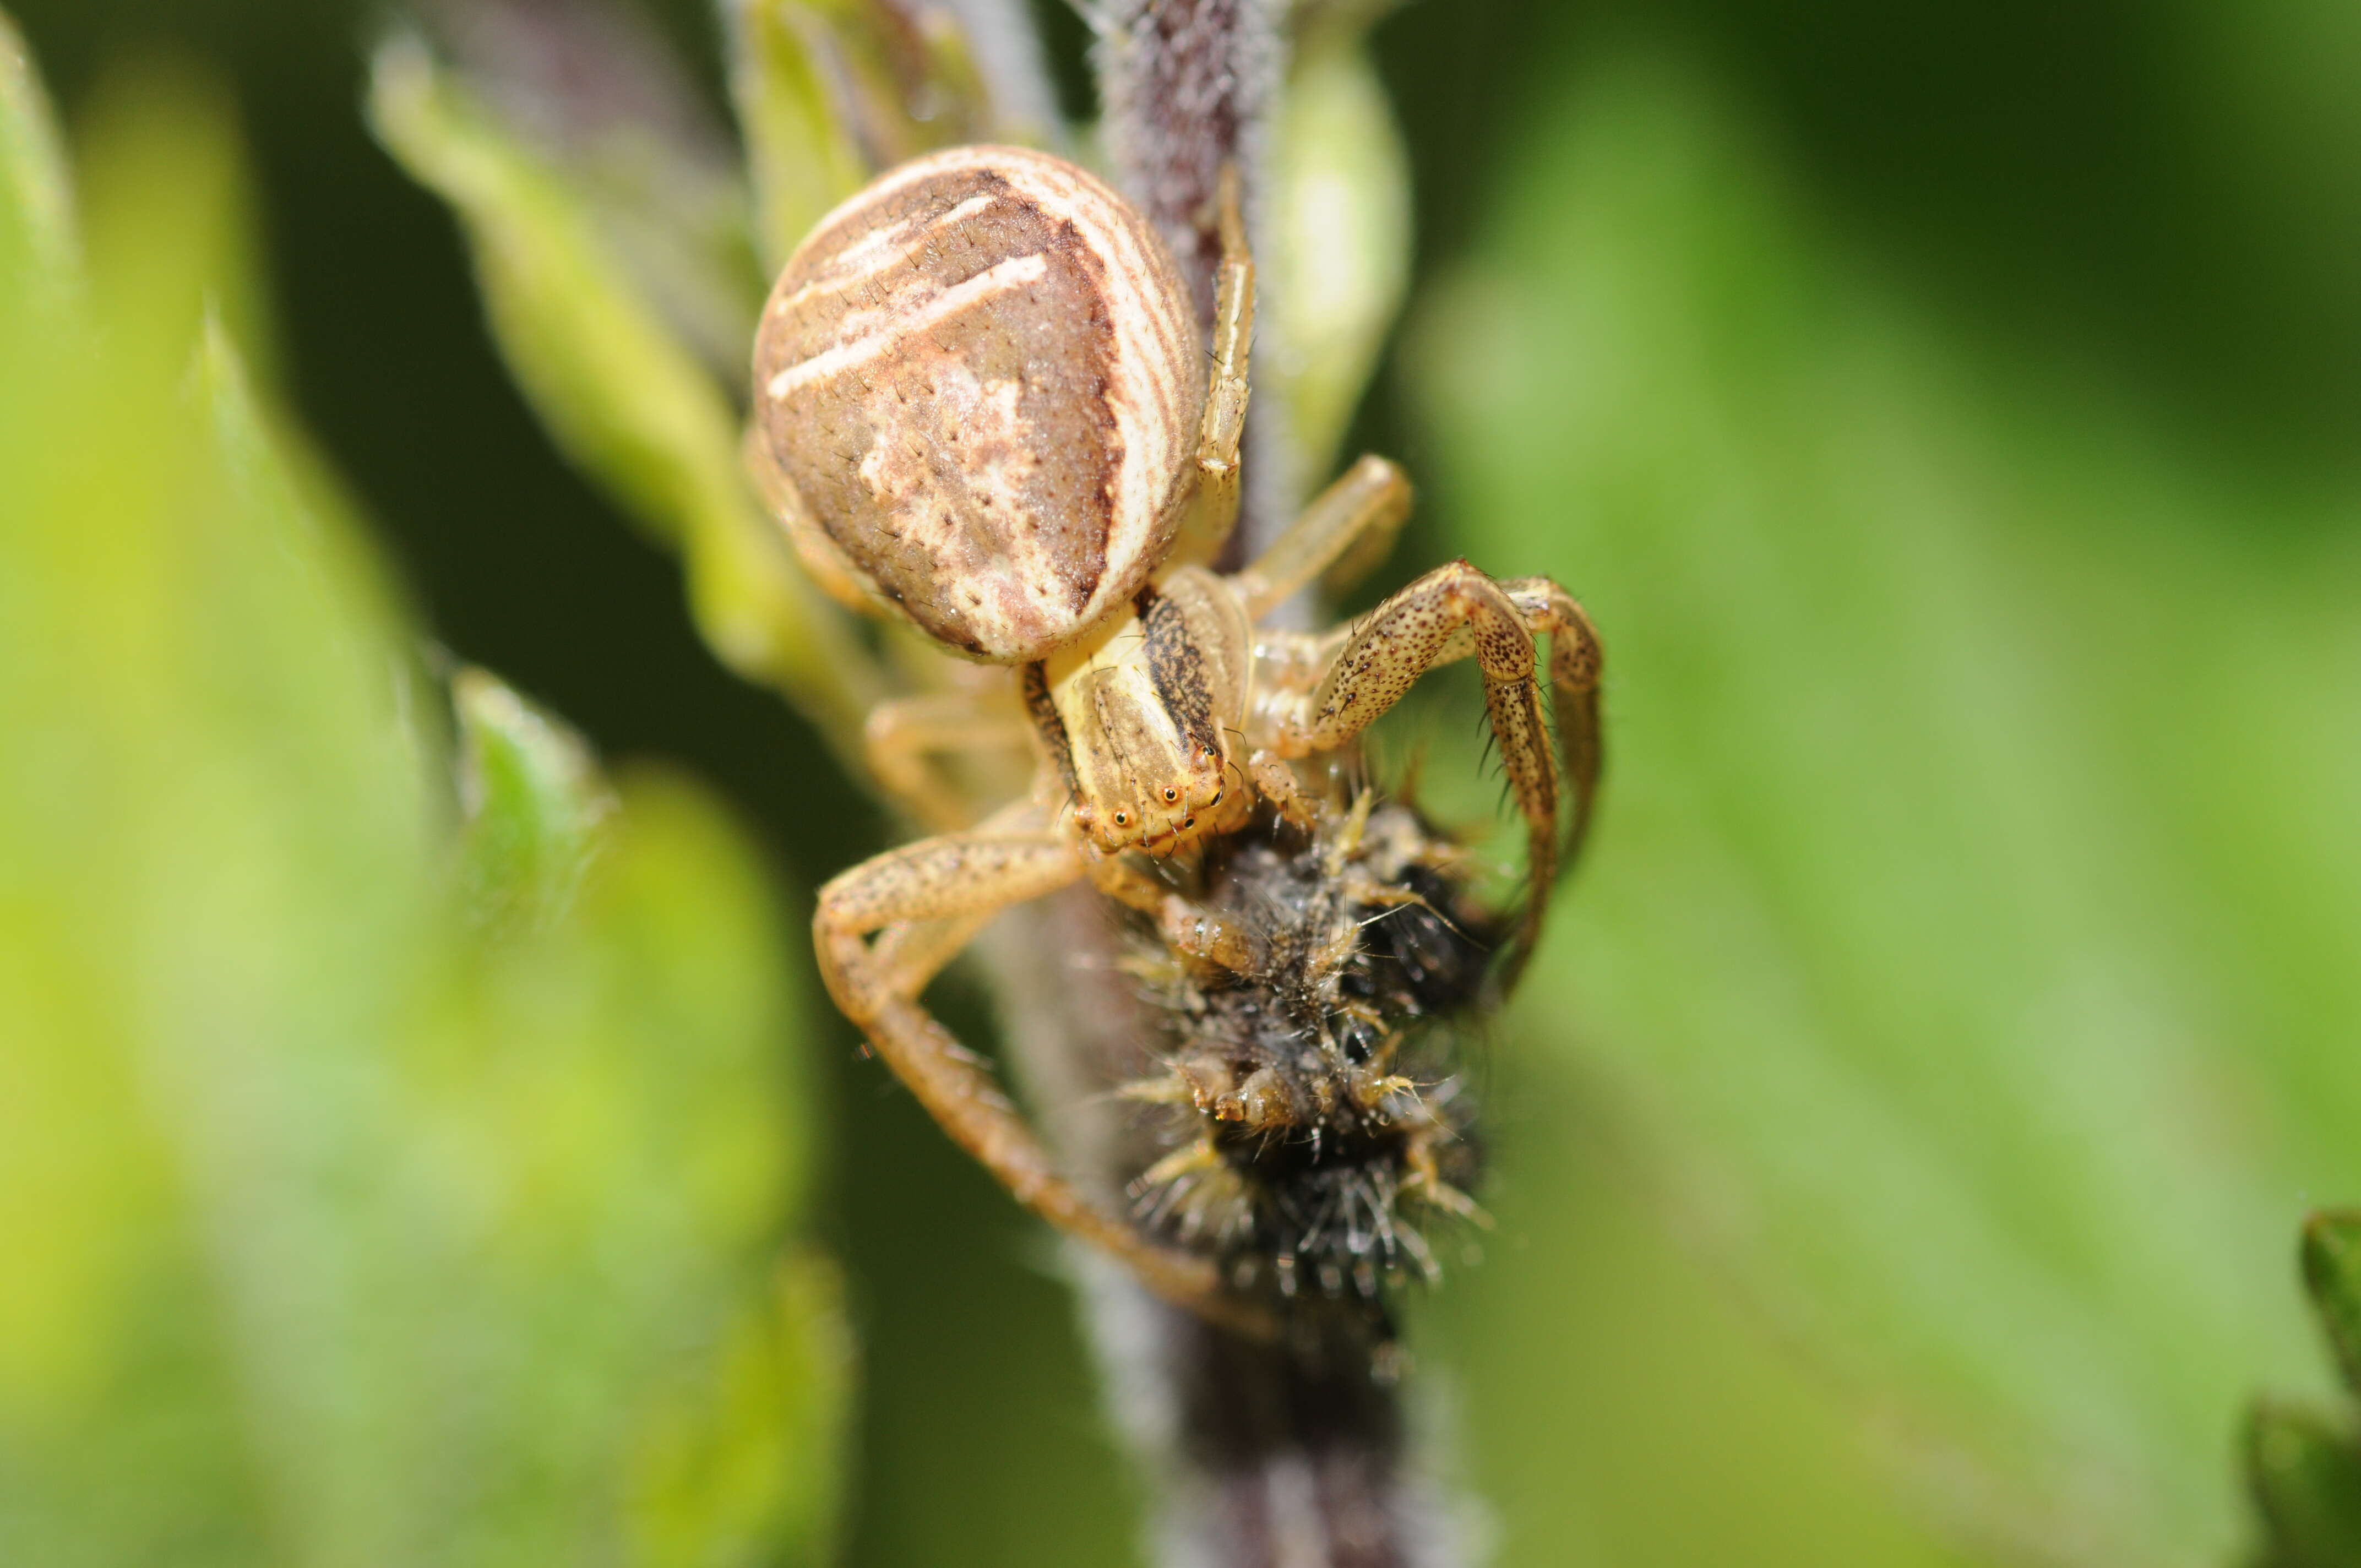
[
  {"xmin": 1092, "ymin": 0, "xmax": 1299, "ymax": 560},
  {"xmin": 973, "ymin": 7, "xmax": 1463, "ymax": 1564}
]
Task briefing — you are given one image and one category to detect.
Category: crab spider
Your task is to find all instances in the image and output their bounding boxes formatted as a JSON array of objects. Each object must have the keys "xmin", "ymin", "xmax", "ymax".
[{"xmin": 750, "ymin": 144, "xmax": 1602, "ymax": 1327}]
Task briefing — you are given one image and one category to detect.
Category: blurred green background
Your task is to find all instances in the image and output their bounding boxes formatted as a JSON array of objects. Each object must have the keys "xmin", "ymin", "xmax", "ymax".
[{"xmin": 8, "ymin": 1, "xmax": 2361, "ymax": 1565}]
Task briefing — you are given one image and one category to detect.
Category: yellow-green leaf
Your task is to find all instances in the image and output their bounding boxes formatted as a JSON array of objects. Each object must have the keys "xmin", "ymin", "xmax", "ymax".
[
  {"xmin": 1, "ymin": 47, "xmax": 847, "ymax": 1566},
  {"xmin": 723, "ymin": 0, "xmax": 875, "ymax": 269},
  {"xmin": 0, "ymin": 5, "xmax": 74, "ymax": 285},
  {"xmin": 367, "ymin": 37, "xmax": 880, "ymax": 762}
]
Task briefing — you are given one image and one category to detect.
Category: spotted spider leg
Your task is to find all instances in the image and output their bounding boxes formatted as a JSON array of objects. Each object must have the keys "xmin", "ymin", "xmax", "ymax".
[
  {"xmin": 1228, "ymin": 453, "xmax": 1415, "ymax": 619},
  {"xmin": 812, "ymin": 796, "xmax": 1278, "ymax": 1333},
  {"xmin": 856, "ymin": 685, "xmax": 1034, "ymax": 831},
  {"xmin": 1167, "ymin": 163, "xmax": 1255, "ymax": 571},
  {"xmin": 1251, "ymin": 562, "xmax": 1603, "ymax": 972}
]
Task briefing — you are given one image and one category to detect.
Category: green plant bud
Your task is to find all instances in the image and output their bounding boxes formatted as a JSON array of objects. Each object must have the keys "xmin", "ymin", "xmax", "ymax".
[{"xmin": 1271, "ymin": 29, "xmax": 1411, "ymax": 503}]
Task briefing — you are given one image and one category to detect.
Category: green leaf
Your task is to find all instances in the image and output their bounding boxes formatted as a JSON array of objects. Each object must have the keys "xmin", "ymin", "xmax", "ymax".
[
  {"xmin": 454, "ymin": 667, "xmax": 614, "ymax": 937},
  {"xmin": 721, "ymin": 0, "xmax": 1007, "ymax": 271},
  {"xmin": 364, "ymin": 35, "xmax": 731, "ymax": 557},
  {"xmin": 2306, "ymin": 1213, "xmax": 2361, "ymax": 1398},
  {"xmin": 0, "ymin": 62, "xmax": 845, "ymax": 1567},
  {"xmin": 1408, "ymin": 49, "xmax": 2361, "ymax": 1566},
  {"xmin": 721, "ymin": 0, "xmax": 871, "ymax": 271},
  {"xmin": 0, "ymin": 6, "xmax": 75, "ymax": 286},
  {"xmin": 367, "ymin": 37, "xmax": 881, "ymax": 764},
  {"xmin": 77, "ymin": 63, "xmax": 279, "ymax": 384},
  {"xmin": 418, "ymin": 0, "xmax": 768, "ymax": 383},
  {"xmin": 628, "ymin": 1253, "xmax": 854, "ymax": 1568},
  {"xmin": 2248, "ymin": 1401, "xmax": 2361, "ymax": 1568}
]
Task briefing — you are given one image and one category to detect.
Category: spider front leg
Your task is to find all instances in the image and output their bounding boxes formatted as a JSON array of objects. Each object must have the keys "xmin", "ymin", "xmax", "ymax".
[
  {"xmin": 1167, "ymin": 165, "xmax": 1255, "ymax": 570},
  {"xmin": 814, "ymin": 802, "xmax": 1268, "ymax": 1332},
  {"xmin": 1266, "ymin": 560, "xmax": 1603, "ymax": 971},
  {"xmin": 1230, "ymin": 454, "xmax": 1414, "ymax": 619},
  {"xmin": 1500, "ymin": 575, "xmax": 1605, "ymax": 858}
]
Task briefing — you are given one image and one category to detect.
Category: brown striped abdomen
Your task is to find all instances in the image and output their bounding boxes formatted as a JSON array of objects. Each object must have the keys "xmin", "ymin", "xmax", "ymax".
[{"xmin": 753, "ymin": 145, "xmax": 1202, "ymax": 663}]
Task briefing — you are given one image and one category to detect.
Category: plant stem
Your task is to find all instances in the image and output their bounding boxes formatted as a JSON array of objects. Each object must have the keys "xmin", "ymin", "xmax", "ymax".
[
  {"xmin": 1092, "ymin": 0, "xmax": 1299, "ymax": 559},
  {"xmin": 975, "ymin": 7, "xmax": 1465, "ymax": 1563}
]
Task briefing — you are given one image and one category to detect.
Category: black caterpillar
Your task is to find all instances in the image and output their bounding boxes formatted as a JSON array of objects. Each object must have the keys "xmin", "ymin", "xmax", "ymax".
[{"xmin": 1123, "ymin": 793, "xmax": 1502, "ymax": 1326}]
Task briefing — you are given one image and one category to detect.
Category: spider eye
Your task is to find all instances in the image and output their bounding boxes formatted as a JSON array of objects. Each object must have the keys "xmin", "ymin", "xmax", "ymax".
[
  {"xmin": 1183, "ymin": 817, "xmax": 1196, "ymax": 829},
  {"xmin": 1163, "ymin": 787, "xmax": 1179, "ymax": 803},
  {"xmin": 1113, "ymin": 811, "xmax": 1128, "ymax": 826}
]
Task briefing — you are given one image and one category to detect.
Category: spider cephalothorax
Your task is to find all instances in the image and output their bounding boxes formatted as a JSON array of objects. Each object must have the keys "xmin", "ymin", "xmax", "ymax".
[{"xmin": 753, "ymin": 144, "xmax": 1602, "ymax": 1329}]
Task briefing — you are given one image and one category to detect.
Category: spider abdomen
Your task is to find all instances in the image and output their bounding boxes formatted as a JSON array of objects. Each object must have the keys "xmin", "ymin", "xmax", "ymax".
[{"xmin": 752, "ymin": 145, "xmax": 1201, "ymax": 663}]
